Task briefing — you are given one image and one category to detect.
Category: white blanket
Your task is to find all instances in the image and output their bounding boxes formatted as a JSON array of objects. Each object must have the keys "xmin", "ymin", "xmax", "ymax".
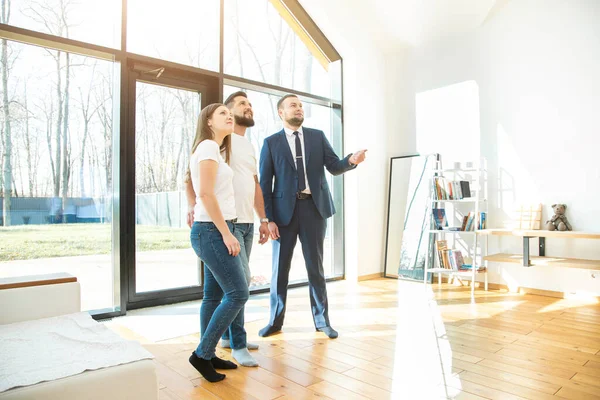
[{"xmin": 0, "ymin": 312, "xmax": 154, "ymax": 393}]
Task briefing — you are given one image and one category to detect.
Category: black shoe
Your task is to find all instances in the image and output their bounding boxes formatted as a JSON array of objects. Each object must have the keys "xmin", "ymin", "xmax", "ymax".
[
  {"xmin": 258, "ymin": 324, "xmax": 282, "ymax": 337},
  {"xmin": 317, "ymin": 326, "xmax": 339, "ymax": 339},
  {"xmin": 189, "ymin": 352, "xmax": 226, "ymax": 382}
]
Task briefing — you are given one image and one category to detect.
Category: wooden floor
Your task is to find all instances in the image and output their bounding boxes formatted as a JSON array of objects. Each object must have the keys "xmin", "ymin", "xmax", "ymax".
[{"xmin": 110, "ymin": 279, "xmax": 600, "ymax": 400}]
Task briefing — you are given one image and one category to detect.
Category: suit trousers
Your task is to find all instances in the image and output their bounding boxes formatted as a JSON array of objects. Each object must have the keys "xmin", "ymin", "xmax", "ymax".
[{"xmin": 269, "ymin": 197, "xmax": 330, "ymax": 329}]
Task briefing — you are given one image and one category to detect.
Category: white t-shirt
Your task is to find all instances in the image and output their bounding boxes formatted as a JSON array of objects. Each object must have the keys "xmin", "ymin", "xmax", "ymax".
[
  {"xmin": 230, "ymin": 133, "xmax": 258, "ymax": 223},
  {"xmin": 190, "ymin": 140, "xmax": 236, "ymax": 222}
]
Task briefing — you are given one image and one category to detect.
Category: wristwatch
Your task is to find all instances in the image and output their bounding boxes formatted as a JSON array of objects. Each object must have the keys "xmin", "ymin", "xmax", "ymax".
[{"xmin": 260, "ymin": 218, "xmax": 269, "ymax": 224}]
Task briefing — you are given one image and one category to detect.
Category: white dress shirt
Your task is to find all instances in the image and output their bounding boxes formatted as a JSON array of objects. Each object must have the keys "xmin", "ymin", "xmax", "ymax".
[{"xmin": 284, "ymin": 126, "xmax": 311, "ymax": 194}]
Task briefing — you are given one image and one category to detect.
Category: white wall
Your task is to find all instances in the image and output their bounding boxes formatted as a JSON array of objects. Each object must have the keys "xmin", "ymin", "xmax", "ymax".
[
  {"xmin": 300, "ymin": 0, "xmax": 600, "ymax": 291},
  {"xmin": 298, "ymin": 0, "xmax": 415, "ymax": 280},
  {"xmin": 412, "ymin": 0, "xmax": 600, "ymax": 295}
]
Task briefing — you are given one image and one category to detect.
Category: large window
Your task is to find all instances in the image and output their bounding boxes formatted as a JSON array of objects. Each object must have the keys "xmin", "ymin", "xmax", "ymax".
[
  {"xmin": 224, "ymin": 0, "xmax": 333, "ymax": 98},
  {"xmin": 127, "ymin": 0, "xmax": 220, "ymax": 71},
  {"xmin": 8, "ymin": 0, "xmax": 121, "ymax": 49},
  {"xmin": 134, "ymin": 82, "xmax": 201, "ymax": 293},
  {"xmin": 0, "ymin": 39, "xmax": 119, "ymax": 313},
  {"xmin": 1, "ymin": 0, "xmax": 342, "ymax": 315}
]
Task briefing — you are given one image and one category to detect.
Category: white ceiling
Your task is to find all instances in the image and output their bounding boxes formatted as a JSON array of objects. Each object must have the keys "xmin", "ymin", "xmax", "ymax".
[{"xmin": 300, "ymin": 0, "xmax": 510, "ymax": 51}]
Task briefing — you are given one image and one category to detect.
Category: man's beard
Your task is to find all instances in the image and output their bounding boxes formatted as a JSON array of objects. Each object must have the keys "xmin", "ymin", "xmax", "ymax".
[
  {"xmin": 234, "ymin": 114, "xmax": 255, "ymax": 127},
  {"xmin": 286, "ymin": 116, "xmax": 304, "ymax": 126}
]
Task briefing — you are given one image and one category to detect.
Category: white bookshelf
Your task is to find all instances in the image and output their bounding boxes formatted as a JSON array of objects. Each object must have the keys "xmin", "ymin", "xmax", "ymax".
[{"xmin": 423, "ymin": 157, "xmax": 489, "ymax": 292}]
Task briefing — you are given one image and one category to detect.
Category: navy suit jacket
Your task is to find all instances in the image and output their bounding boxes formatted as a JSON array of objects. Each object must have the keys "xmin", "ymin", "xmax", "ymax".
[{"xmin": 259, "ymin": 127, "xmax": 356, "ymax": 226}]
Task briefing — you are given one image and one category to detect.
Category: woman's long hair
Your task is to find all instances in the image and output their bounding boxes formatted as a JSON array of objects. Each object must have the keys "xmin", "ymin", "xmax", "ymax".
[{"xmin": 185, "ymin": 103, "xmax": 231, "ymax": 183}]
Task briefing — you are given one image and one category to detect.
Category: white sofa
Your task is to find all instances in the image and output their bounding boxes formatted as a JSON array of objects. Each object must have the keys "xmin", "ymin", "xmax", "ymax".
[{"xmin": 0, "ymin": 273, "xmax": 158, "ymax": 400}]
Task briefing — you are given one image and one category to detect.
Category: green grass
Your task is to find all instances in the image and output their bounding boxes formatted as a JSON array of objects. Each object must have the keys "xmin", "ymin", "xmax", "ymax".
[{"xmin": 0, "ymin": 223, "xmax": 191, "ymax": 261}]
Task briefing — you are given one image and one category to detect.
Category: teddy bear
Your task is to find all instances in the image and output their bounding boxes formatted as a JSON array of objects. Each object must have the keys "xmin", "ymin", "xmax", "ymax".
[{"xmin": 545, "ymin": 204, "xmax": 572, "ymax": 231}]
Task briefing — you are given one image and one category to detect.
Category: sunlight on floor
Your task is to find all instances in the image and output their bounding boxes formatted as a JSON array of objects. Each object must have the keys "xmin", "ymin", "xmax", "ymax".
[
  {"xmin": 537, "ymin": 296, "xmax": 599, "ymax": 314},
  {"xmin": 387, "ymin": 281, "xmax": 462, "ymax": 398}
]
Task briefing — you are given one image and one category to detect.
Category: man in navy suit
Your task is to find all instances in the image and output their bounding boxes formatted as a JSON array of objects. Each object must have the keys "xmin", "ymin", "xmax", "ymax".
[{"xmin": 258, "ymin": 94, "xmax": 367, "ymax": 339}]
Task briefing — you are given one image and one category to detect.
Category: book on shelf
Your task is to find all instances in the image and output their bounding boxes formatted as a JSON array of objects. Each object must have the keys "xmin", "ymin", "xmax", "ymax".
[
  {"xmin": 460, "ymin": 181, "xmax": 471, "ymax": 198},
  {"xmin": 432, "ymin": 211, "xmax": 486, "ymax": 232},
  {"xmin": 435, "ymin": 242, "xmax": 469, "ymax": 271},
  {"xmin": 464, "ymin": 212, "xmax": 474, "ymax": 231},
  {"xmin": 433, "ymin": 177, "xmax": 471, "ymax": 201},
  {"xmin": 435, "ymin": 240, "xmax": 448, "ymax": 269},
  {"xmin": 432, "ymin": 208, "xmax": 448, "ymax": 229},
  {"xmin": 453, "ymin": 250, "xmax": 465, "ymax": 269},
  {"xmin": 461, "ymin": 211, "xmax": 487, "ymax": 231}
]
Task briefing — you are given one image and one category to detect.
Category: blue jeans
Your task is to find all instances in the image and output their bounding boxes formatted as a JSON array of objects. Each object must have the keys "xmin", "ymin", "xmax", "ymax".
[
  {"xmin": 221, "ymin": 223, "xmax": 254, "ymax": 344},
  {"xmin": 190, "ymin": 221, "xmax": 249, "ymax": 358}
]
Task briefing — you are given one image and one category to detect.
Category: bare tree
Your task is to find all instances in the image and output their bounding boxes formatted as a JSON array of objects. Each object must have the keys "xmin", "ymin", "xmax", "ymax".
[
  {"xmin": 52, "ymin": 50, "xmax": 63, "ymax": 198},
  {"xmin": 136, "ymin": 85, "xmax": 179, "ymax": 193},
  {"xmin": 1, "ymin": 0, "xmax": 12, "ymax": 225},
  {"xmin": 60, "ymin": 51, "xmax": 71, "ymax": 222},
  {"xmin": 23, "ymin": 82, "xmax": 35, "ymax": 196},
  {"xmin": 36, "ymin": 88, "xmax": 56, "ymax": 198},
  {"xmin": 77, "ymin": 60, "xmax": 100, "ymax": 197},
  {"xmin": 25, "ymin": 0, "xmax": 75, "ymax": 220},
  {"xmin": 94, "ymin": 71, "xmax": 113, "ymax": 196},
  {"xmin": 172, "ymin": 90, "xmax": 193, "ymax": 191}
]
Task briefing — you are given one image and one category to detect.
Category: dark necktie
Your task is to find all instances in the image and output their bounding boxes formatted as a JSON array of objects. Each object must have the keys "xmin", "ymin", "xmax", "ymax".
[{"xmin": 293, "ymin": 131, "xmax": 306, "ymax": 192}]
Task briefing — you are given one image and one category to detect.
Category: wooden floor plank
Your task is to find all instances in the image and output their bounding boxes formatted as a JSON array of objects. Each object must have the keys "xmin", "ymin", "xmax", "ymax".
[
  {"xmin": 274, "ymin": 343, "xmax": 355, "ymax": 373},
  {"xmin": 507, "ymin": 339, "xmax": 600, "ymax": 364},
  {"xmin": 451, "ymin": 359, "xmax": 561, "ymax": 394},
  {"xmin": 439, "ymin": 388, "xmax": 489, "ymax": 400},
  {"xmin": 515, "ymin": 335, "xmax": 599, "ymax": 355},
  {"xmin": 445, "ymin": 322, "xmax": 524, "ymax": 343},
  {"xmin": 192, "ymin": 370, "xmax": 281, "ymax": 400},
  {"xmin": 532, "ymin": 326, "xmax": 600, "ymax": 348},
  {"xmin": 306, "ymin": 381, "xmax": 370, "ymax": 400},
  {"xmin": 586, "ymin": 360, "xmax": 600, "ymax": 369},
  {"xmin": 251, "ymin": 352, "xmax": 323, "ymax": 387},
  {"xmin": 445, "ymin": 377, "xmax": 527, "ymax": 400},
  {"xmin": 554, "ymin": 386, "xmax": 600, "ymax": 400},
  {"xmin": 458, "ymin": 371, "xmax": 557, "ymax": 400},
  {"xmin": 498, "ymin": 344, "xmax": 590, "ymax": 366},
  {"xmin": 496, "ymin": 348, "xmax": 600, "ymax": 377},
  {"xmin": 235, "ymin": 364, "xmax": 332, "ymax": 399},
  {"xmin": 545, "ymin": 317, "xmax": 600, "ymax": 334},
  {"xmin": 571, "ymin": 372, "xmax": 600, "ymax": 389}
]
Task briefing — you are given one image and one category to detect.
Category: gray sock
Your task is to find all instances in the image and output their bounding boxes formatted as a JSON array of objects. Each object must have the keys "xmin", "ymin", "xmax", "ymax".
[
  {"xmin": 220, "ymin": 339, "xmax": 259, "ymax": 350},
  {"xmin": 232, "ymin": 348, "xmax": 258, "ymax": 367}
]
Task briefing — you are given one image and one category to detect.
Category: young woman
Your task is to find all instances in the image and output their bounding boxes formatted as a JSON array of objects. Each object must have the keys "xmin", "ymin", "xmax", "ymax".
[{"xmin": 188, "ymin": 103, "xmax": 249, "ymax": 382}]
